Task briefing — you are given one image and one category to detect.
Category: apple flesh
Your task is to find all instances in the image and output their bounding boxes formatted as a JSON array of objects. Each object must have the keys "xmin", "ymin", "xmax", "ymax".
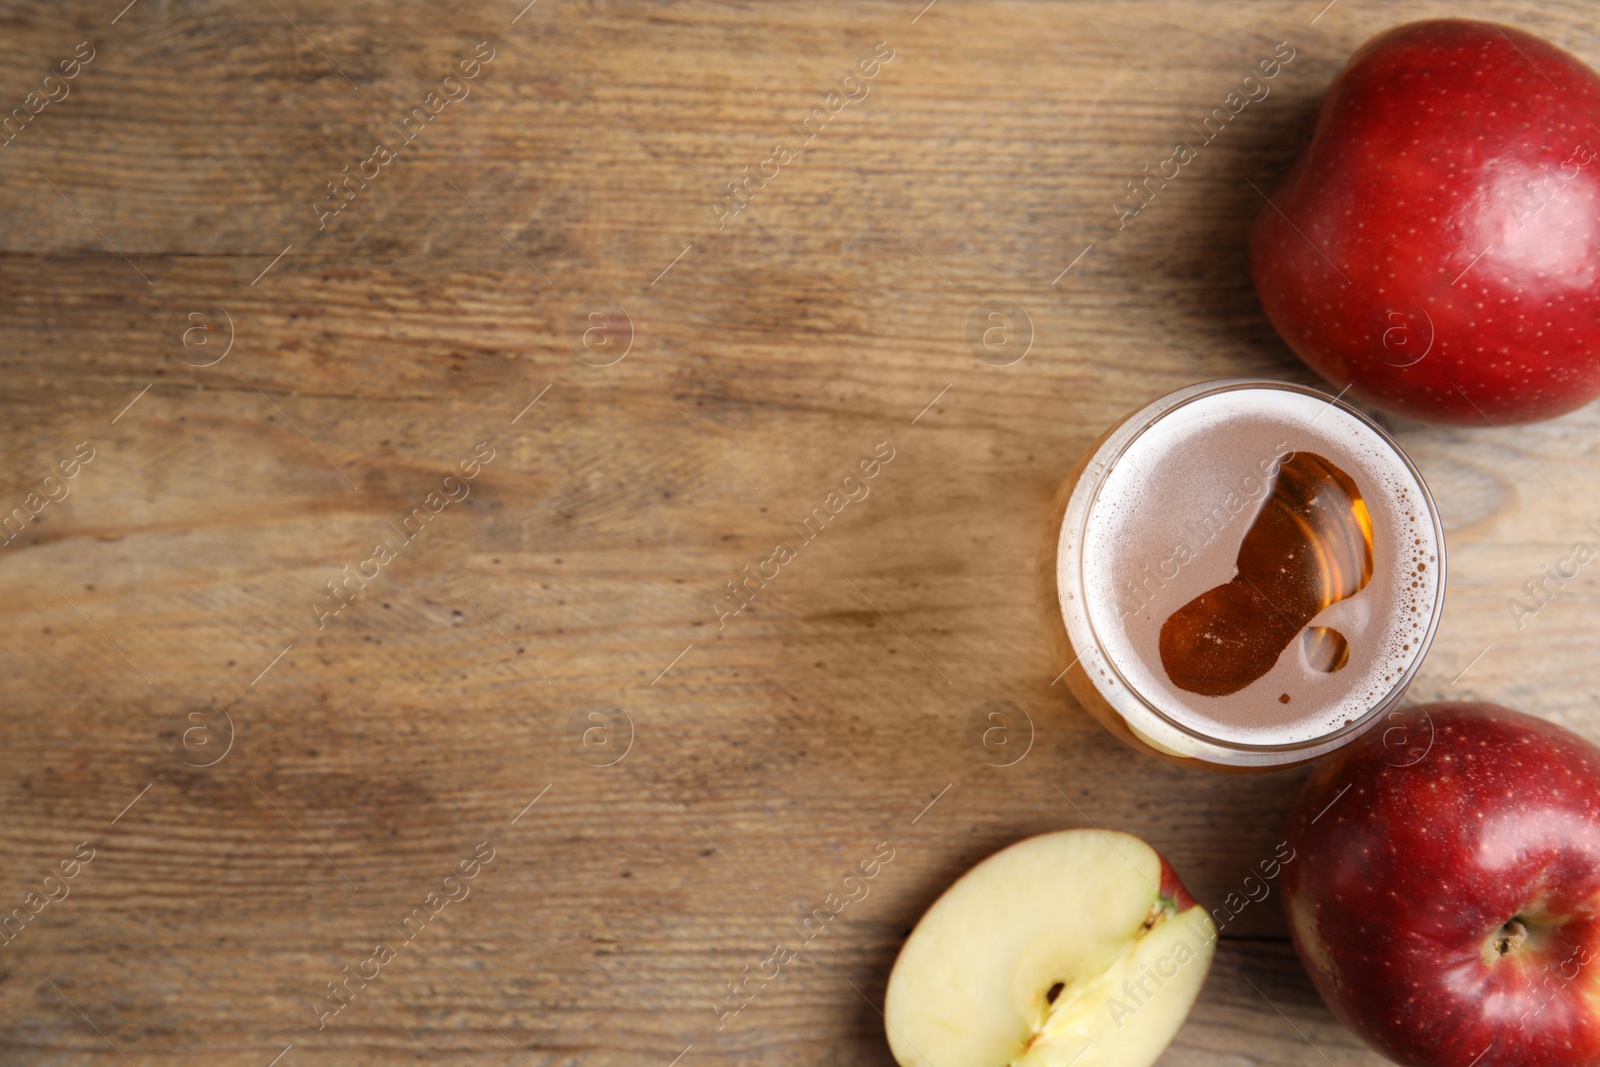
[
  {"xmin": 884, "ymin": 829, "xmax": 1215, "ymax": 1067},
  {"xmin": 1284, "ymin": 702, "xmax": 1600, "ymax": 1067},
  {"xmin": 1251, "ymin": 20, "xmax": 1600, "ymax": 425}
]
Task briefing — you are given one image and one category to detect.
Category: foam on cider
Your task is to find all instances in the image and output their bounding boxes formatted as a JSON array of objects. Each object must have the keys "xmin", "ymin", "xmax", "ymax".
[{"xmin": 1079, "ymin": 388, "xmax": 1440, "ymax": 747}]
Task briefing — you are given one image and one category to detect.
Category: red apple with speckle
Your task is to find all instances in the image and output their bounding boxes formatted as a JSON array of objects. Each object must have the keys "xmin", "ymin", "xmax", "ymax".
[
  {"xmin": 1252, "ymin": 20, "xmax": 1600, "ymax": 425},
  {"xmin": 1283, "ymin": 703, "xmax": 1600, "ymax": 1067}
]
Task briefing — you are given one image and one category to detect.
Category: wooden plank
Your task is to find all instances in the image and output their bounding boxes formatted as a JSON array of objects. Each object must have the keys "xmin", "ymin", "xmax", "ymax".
[{"xmin": 0, "ymin": 0, "xmax": 1596, "ymax": 1063}]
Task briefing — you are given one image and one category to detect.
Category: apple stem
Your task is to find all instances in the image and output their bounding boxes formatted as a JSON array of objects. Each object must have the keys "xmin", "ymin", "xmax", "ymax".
[{"xmin": 1494, "ymin": 919, "xmax": 1529, "ymax": 956}]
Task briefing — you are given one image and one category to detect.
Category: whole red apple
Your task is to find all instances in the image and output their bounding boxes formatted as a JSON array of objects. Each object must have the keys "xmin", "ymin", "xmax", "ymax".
[
  {"xmin": 1252, "ymin": 20, "xmax": 1600, "ymax": 425},
  {"xmin": 1283, "ymin": 702, "xmax": 1600, "ymax": 1066}
]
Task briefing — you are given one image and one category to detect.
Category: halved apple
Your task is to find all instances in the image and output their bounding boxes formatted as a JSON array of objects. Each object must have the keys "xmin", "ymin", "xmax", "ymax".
[{"xmin": 884, "ymin": 829, "xmax": 1215, "ymax": 1067}]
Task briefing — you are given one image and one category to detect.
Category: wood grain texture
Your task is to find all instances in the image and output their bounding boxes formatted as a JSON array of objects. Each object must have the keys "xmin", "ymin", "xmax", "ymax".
[{"xmin": 1, "ymin": 0, "xmax": 1598, "ymax": 1063}]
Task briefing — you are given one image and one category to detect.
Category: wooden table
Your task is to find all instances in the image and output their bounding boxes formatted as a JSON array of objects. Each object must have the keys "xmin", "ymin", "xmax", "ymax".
[{"xmin": 2, "ymin": 0, "xmax": 1596, "ymax": 1062}]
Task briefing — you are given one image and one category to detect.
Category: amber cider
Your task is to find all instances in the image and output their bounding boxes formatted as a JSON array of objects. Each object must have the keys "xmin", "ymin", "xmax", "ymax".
[{"xmin": 1045, "ymin": 380, "xmax": 1445, "ymax": 770}]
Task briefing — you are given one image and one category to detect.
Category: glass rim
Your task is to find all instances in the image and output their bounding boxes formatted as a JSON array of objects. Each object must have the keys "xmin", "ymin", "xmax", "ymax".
[{"xmin": 1058, "ymin": 377, "xmax": 1449, "ymax": 764}]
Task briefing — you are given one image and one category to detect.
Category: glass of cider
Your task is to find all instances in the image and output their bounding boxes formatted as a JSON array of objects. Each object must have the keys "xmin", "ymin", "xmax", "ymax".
[{"xmin": 1045, "ymin": 379, "xmax": 1446, "ymax": 771}]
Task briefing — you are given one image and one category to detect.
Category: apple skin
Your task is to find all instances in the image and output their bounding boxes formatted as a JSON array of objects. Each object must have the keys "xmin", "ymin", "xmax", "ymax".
[
  {"xmin": 1158, "ymin": 853, "xmax": 1198, "ymax": 913},
  {"xmin": 1251, "ymin": 20, "xmax": 1600, "ymax": 425},
  {"xmin": 1283, "ymin": 702, "xmax": 1600, "ymax": 1067}
]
